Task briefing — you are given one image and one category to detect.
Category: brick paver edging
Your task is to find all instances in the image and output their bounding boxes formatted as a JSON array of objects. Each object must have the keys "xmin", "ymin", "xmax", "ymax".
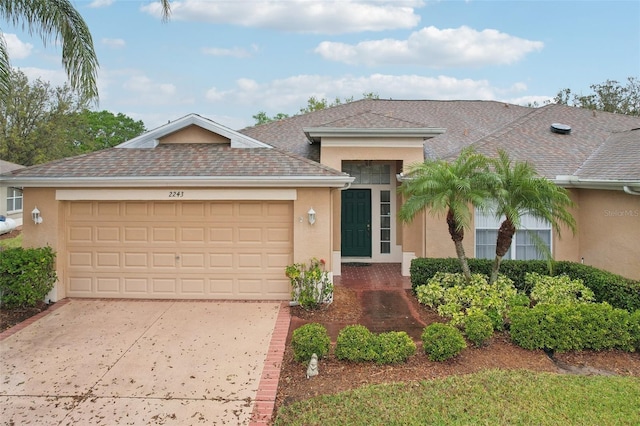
[
  {"xmin": 250, "ymin": 301, "xmax": 290, "ymax": 425},
  {"xmin": 0, "ymin": 298, "xmax": 71, "ymax": 341}
]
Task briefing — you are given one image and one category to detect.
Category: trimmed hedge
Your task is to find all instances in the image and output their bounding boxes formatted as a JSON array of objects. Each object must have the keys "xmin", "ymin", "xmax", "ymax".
[
  {"xmin": 510, "ymin": 303, "xmax": 638, "ymax": 353},
  {"xmin": 421, "ymin": 323, "xmax": 467, "ymax": 362},
  {"xmin": 335, "ymin": 325, "xmax": 417, "ymax": 364},
  {"xmin": 291, "ymin": 323, "xmax": 331, "ymax": 362},
  {"xmin": 410, "ymin": 258, "xmax": 640, "ymax": 311},
  {"xmin": 0, "ymin": 246, "xmax": 57, "ymax": 308}
]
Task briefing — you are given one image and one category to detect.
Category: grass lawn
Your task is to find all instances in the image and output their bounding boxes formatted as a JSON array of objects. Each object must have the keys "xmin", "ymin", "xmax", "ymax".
[
  {"xmin": 274, "ymin": 369, "xmax": 640, "ymax": 425},
  {"xmin": 0, "ymin": 233, "xmax": 22, "ymax": 249}
]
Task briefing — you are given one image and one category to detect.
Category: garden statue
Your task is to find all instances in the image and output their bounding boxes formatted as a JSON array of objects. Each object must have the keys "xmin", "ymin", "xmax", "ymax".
[{"xmin": 306, "ymin": 353, "xmax": 319, "ymax": 378}]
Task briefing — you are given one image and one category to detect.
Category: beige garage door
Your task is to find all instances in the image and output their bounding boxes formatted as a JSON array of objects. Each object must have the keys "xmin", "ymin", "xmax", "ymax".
[{"xmin": 64, "ymin": 200, "xmax": 293, "ymax": 300}]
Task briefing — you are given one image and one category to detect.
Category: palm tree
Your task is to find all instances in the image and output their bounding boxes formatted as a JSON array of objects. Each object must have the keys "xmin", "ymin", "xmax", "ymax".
[
  {"xmin": 0, "ymin": 0, "xmax": 171, "ymax": 103},
  {"xmin": 488, "ymin": 150, "xmax": 576, "ymax": 284},
  {"xmin": 399, "ymin": 148, "xmax": 496, "ymax": 283}
]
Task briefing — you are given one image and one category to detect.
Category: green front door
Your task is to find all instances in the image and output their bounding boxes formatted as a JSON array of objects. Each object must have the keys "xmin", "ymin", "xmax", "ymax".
[{"xmin": 341, "ymin": 189, "xmax": 372, "ymax": 257}]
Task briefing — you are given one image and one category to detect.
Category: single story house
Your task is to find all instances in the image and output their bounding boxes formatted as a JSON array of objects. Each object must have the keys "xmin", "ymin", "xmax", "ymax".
[
  {"xmin": 0, "ymin": 159, "xmax": 24, "ymax": 230},
  {"xmin": 1, "ymin": 100, "xmax": 638, "ymax": 302}
]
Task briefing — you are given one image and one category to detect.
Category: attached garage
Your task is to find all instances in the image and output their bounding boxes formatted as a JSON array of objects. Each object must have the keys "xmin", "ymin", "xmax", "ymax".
[
  {"xmin": 3, "ymin": 114, "xmax": 352, "ymax": 302},
  {"xmin": 64, "ymin": 200, "xmax": 293, "ymax": 300}
]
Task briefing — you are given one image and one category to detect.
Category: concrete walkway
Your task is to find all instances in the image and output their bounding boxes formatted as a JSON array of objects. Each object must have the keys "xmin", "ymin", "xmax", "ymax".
[{"xmin": 0, "ymin": 299, "xmax": 287, "ymax": 425}]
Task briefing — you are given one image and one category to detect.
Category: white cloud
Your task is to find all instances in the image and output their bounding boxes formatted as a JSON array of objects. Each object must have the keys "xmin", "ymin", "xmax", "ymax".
[
  {"xmin": 315, "ymin": 26, "xmax": 544, "ymax": 67},
  {"xmin": 16, "ymin": 67, "xmax": 67, "ymax": 86},
  {"xmin": 89, "ymin": 0, "xmax": 114, "ymax": 8},
  {"xmin": 142, "ymin": 0, "xmax": 422, "ymax": 34},
  {"xmin": 102, "ymin": 38, "xmax": 126, "ymax": 49},
  {"xmin": 4, "ymin": 34, "xmax": 33, "ymax": 60},
  {"xmin": 204, "ymin": 73, "xmax": 530, "ymax": 114},
  {"xmin": 201, "ymin": 45, "xmax": 257, "ymax": 58}
]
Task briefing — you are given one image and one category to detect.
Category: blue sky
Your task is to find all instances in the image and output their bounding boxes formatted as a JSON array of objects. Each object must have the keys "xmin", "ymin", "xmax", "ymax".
[{"xmin": 5, "ymin": 0, "xmax": 639, "ymax": 130}]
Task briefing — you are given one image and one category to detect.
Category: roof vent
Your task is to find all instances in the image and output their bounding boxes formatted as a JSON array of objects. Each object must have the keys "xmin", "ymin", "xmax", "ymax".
[{"xmin": 550, "ymin": 123, "xmax": 571, "ymax": 135}]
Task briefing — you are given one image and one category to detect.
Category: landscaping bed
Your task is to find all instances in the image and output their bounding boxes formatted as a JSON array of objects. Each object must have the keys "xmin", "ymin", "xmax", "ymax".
[{"xmin": 275, "ymin": 285, "xmax": 640, "ymax": 415}]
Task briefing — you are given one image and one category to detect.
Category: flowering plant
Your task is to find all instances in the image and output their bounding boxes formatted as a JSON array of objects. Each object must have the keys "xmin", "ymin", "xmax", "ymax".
[{"xmin": 285, "ymin": 258, "xmax": 333, "ymax": 309}]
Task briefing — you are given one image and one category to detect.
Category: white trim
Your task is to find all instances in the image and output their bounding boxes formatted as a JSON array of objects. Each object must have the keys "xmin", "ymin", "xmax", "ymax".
[
  {"xmin": 56, "ymin": 188, "xmax": 297, "ymax": 201},
  {"xmin": 554, "ymin": 175, "xmax": 640, "ymax": 191},
  {"xmin": 402, "ymin": 252, "xmax": 416, "ymax": 277},
  {"xmin": 320, "ymin": 139, "xmax": 425, "ymax": 148},
  {"xmin": 303, "ymin": 127, "xmax": 446, "ymax": 144},
  {"xmin": 4, "ymin": 175, "xmax": 354, "ymax": 188}
]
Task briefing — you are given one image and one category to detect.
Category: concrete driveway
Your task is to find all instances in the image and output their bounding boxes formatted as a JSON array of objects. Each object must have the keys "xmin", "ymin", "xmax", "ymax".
[{"xmin": 0, "ymin": 299, "xmax": 284, "ymax": 425}]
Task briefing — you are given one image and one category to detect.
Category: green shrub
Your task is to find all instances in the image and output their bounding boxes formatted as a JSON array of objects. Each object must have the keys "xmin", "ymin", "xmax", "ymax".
[
  {"xmin": 510, "ymin": 303, "xmax": 635, "ymax": 353},
  {"xmin": 464, "ymin": 311, "xmax": 494, "ymax": 346},
  {"xmin": 528, "ymin": 273, "xmax": 595, "ymax": 305},
  {"xmin": 375, "ymin": 331, "xmax": 416, "ymax": 364},
  {"xmin": 421, "ymin": 323, "xmax": 466, "ymax": 362},
  {"xmin": 291, "ymin": 323, "xmax": 331, "ymax": 362},
  {"xmin": 415, "ymin": 272, "xmax": 522, "ymax": 331},
  {"xmin": 411, "ymin": 258, "xmax": 640, "ymax": 312},
  {"xmin": 335, "ymin": 325, "xmax": 377, "ymax": 362},
  {"xmin": 0, "ymin": 246, "xmax": 57, "ymax": 308},
  {"xmin": 554, "ymin": 262, "xmax": 640, "ymax": 312}
]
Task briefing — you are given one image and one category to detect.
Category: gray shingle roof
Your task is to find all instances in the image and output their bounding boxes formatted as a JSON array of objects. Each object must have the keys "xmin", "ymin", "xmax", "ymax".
[
  {"xmin": 575, "ymin": 128, "xmax": 640, "ymax": 180},
  {"xmin": 241, "ymin": 99, "xmax": 640, "ymax": 181},
  {"xmin": 239, "ymin": 99, "xmax": 534, "ymax": 161},
  {"xmin": 4, "ymin": 143, "xmax": 347, "ymax": 179},
  {"xmin": 469, "ymin": 104, "xmax": 640, "ymax": 179},
  {"xmin": 0, "ymin": 160, "xmax": 24, "ymax": 174}
]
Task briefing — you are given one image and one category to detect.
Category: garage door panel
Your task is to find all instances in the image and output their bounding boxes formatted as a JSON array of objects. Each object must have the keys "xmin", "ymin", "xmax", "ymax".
[
  {"xmin": 69, "ymin": 226, "xmax": 92, "ymax": 243},
  {"xmin": 124, "ymin": 278, "xmax": 148, "ymax": 293},
  {"xmin": 96, "ymin": 226, "xmax": 120, "ymax": 242},
  {"xmin": 96, "ymin": 252, "xmax": 120, "ymax": 267},
  {"xmin": 180, "ymin": 253, "xmax": 205, "ymax": 268},
  {"xmin": 124, "ymin": 227, "xmax": 148, "ymax": 242},
  {"xmin": 69, "ymin": 251, "xmax": 93, "ymax": 267},
  {"xmin": 153, "ymin": 253, "xmax": 176, "ymax": 268},
  {"xmin": 69, "ymin": 277, "xmax": 92, "ymax": 293},
  {"xmin": 66, "ymin": 200, "xmax": 292, "ymax": 300},
  {"xmin": 97, "ymin": 277, "xmax": 120, "ymax": 293}
]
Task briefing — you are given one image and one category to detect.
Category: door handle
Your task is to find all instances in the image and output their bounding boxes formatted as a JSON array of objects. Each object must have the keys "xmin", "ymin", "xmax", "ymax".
[{"xmin": 366, "ymin": 223, "xmax": 371, "ymax": 234}]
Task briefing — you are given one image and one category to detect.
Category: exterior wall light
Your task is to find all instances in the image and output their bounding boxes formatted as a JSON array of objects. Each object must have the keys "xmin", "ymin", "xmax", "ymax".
[
  {"xmin": 32, "ymin": 206, "xmax": 43, "ymax": 224},
  {"xmin": 307, "ymin": 208, "xmax": 316, "ymax": 225}
]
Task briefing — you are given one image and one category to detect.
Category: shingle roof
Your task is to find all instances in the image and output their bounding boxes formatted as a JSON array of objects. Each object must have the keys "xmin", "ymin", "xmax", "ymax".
[
  {"xmin": 239, "ymin": 99, "xmax": 534, "ymax": 161},
  {"xmin": 0, "ymin": 160, "xmax": 24, "ymax": 174},
  {"xmin": 240, "ymin": 99, "xmax": 640, "ymax": 181},
  {"xmin": 4, "ymin": 143, "xmax": 347, "ymax": 179},
  {"xmin": 469, "ymin": 104, "xmax": 640, "ymax": 179},
  {"xmin": 575, "ymin": 128, "xmax": 640, "ymax": 180}
]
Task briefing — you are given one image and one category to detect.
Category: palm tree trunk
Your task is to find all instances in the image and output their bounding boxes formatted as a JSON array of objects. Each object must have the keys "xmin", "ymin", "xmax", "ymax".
[
  {"xmin": 447, "ymin": 210, "xmax": 472, "ymax": 283},
  {"xmin": 490, "ymin": 218, "xmax": 516, "ymax": 284}
]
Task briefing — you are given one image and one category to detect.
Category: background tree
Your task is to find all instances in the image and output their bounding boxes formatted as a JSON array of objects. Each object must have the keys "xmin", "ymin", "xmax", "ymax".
[
  {"xmin": 399, "ymin": 148, "xmax": 497, "ymax": 283},
  {"xmin": 70, "ymin": 109, "xmax": 145, "ymax": 152},
  {"xmin": 0, "ymin": 69, "xmax": 145, "ymax": 165},
  {"xmin": 553, "ymin": 77, "xmax": 639, "ymax": 116},
  {"xmin": 0, "ymin": 0, "xmax": 172, "ymax": 104},
  {"xmin": 488, "ymin": 150, "xmax": 576, "ymax": 284}
]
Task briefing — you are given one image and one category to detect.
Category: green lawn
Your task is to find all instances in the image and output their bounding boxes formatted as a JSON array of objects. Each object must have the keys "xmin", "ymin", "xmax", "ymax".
[
  {"xmin": 0, "ymin": 233, "xmax": 22, "ymax": 249},
  {"xmin": 274, "ymin": 369, "xmax": 640, "ymax": 425}
]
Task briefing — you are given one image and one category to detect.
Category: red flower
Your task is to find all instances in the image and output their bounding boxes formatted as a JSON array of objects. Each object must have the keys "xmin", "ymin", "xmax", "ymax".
[{"xmin": 320, "ymin": 259, "xmax": 326, "ymax": 265}]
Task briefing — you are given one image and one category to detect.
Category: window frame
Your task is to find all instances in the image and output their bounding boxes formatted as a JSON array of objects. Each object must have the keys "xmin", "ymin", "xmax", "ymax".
[
  {"xmin": 6, "ymin": 187, "xmax": 23, "ymax": 213},
  {"xmin": 474, "ymin": 207, "xmax": 552, "ymax": 261}
]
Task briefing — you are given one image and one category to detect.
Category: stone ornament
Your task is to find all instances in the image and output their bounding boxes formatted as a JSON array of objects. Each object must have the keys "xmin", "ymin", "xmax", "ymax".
[{"xmin": 306, "ymin": 353, "xmax": 319, "ymax": 378}]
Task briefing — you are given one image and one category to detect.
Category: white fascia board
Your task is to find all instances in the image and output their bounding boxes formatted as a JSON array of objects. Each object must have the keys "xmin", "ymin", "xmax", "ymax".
[
  {"xmin": 303, "ymin": 127, "xmax": 447, "ymax": 143},
  {"xmin": 117, "ymin": 113, "xmax": 272, "ymax": 149},
  {"xmin": 4, "ymin": 175, "xmax": 354, "ymax": 188},
  {"xmin": 554, "ymin": 175, "xmax": 640, "ymax": 191}
]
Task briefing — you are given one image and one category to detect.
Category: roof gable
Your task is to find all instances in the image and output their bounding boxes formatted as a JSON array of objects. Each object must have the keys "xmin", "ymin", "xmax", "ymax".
[{"xmin": 118, "ymin": 113, "xmax": 271, "ymax": 149}]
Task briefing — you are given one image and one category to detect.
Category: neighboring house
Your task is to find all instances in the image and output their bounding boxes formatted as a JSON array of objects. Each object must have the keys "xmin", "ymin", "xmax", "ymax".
[
  {"xmin": 1, "ymin": 100, "xmax": 638, "ymax": 302},
  {"xmin": 0, "ymin": 159, "xmax": 25, "ymax": 228}
]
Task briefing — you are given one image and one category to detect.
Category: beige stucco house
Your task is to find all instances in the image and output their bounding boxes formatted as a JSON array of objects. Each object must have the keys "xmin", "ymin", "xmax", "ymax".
[{"xmin": 1, "ymin": 100, "xmax": 639, "ymax": 302}]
